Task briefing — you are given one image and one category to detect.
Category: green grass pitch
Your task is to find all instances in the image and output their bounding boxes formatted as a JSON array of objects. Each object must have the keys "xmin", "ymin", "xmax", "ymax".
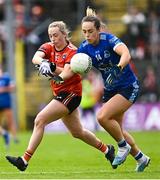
[{"xmin": 0, "ymin": 131, "xmax": 160, "ymax": 179}]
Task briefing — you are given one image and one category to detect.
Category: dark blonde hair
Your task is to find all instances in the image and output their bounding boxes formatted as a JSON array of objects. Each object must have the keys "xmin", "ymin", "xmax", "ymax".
[
  {"xmin": 48, "ymin": 21, "xmax": 70, "ymax": 40},
  {"xmin": 86, "ymin": 7, "xmax": 96, "ymax": 16},
  {"xmin": 81, "ymin": 7, "xmax": 101, "ymax": 30}
]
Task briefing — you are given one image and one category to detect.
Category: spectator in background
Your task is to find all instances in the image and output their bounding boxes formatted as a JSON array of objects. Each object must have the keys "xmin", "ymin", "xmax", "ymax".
[
  {"xmin": 129, "ymin": 60, "xmax": 138, "ymax": 76},
  {"xmin": 30, "ymin": 5, "xmax": 46, "ymax": 30},
  {"xmin": 0, "ymin": 65, "xmax": 19, "ymax": 143},
  {"xmin": 14, "ymin": 3, "xmax": 27, "ymax": 39},
  {"xmin": 27, "ymin": 4, "xmax": 47, "ymax": 45},
  {"xmin": 140, "ymin": 66, "xmax": 158, "ymax": 102},
  {"xmin": 147, "ymin": 11, "xmax": 160, "ymax": 64},
  {"xmin": 25, "ymin": 4, "xmax": 48, "ymax": 76},
  {"xmin": 121, "ymin": 6, "xmax": 146, "ymax": 60}
]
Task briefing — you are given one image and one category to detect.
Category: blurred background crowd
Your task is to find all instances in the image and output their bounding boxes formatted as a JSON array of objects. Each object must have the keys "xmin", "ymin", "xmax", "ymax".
[{"xmin": 0, "ymin": 0, "xmax": 160, "ymax": 131}]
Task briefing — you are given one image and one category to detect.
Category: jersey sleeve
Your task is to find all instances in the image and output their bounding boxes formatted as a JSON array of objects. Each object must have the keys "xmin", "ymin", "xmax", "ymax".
[
  {"xmin": 108, "ymin": 34, "xmax": 124, "ymax": 51},
  {"xmin": 38, "ymin": 43, "xmax": 52, "ymax": 59}
]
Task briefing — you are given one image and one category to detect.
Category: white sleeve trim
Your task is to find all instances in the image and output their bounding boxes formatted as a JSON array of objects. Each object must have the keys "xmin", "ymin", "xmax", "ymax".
[{"xmin": 113, "ymin": 42, "xmax": 126, "ymax": 51}]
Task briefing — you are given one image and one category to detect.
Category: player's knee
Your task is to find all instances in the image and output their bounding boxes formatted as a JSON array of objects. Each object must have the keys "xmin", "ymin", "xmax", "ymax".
[
  {"xmin": 97, "ymin": 112, "xmax": 107, "ymax": 125},
  {"xmin": 34, "ymin": 114, "xmax": 45, "ymax": 129}
]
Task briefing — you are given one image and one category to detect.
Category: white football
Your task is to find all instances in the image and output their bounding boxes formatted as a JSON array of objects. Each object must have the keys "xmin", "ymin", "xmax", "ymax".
[{"xmin": 70, "ymin": 53, "xmax": 92, "ymax": 74}]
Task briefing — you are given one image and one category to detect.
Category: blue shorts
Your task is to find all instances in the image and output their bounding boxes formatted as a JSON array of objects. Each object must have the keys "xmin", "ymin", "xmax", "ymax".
[
  {"xmin": 0, "ymin": 100, "xmax": 11, "ymax": 110},
  {"xmin": 102, "ymin": 81, "xmax": 139, "ymax": 103}
]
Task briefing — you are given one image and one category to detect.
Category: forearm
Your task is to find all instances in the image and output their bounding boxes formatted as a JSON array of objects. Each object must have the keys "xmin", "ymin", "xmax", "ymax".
[
  {"xmin": 115, "ymin": 44, "xmax": 131, "ymax": 69},
  {"xmin": 0, "ymin": 86, "xmax": 14, "ymax": 93},
  {"xmin": 32, "ymin": 51, "xmax": 64, "ymax": 74},
  {"xmin": 32, "ymin": 54, "xmax": 43, "ymax": 65},
  {"xmin": 59, "ymin": 65, "xmax": 74, "ymax": 81},
  {"xmin": 118, "ymin": 53, "xmax": 131, "ymax": 69}
]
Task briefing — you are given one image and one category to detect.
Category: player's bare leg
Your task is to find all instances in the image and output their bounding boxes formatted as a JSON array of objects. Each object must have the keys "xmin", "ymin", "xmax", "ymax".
[
  {"xmin": 97, "ymin": 94, "xmax": 132, "ymax": 166},
  {"xmin": 0, "ymin": 111, "xmax": 10, "ymax": 147},
  {"xmin": 4, "ymin": 109, "xmax": 18, "ymax": 143},
  {"xmin": 6, "ymin": 99, "xmax": 69, "ymax": 171},
  {"xmin": 116, "ymin": 112, "xmax": 151, "ymax": 172},
  {"xmin": 123, "ymin": 130, "xmax": 150, "ymax": 172},
  {"xmin": 62, "ymin": 109, "xmax": 117, "ymax": 168},
  {"xmin": 0, "ymin": 126, "xmax": 10, "ymax": 147},
  {"xmin": 107, "ymin": 102, "xmax": 150, "ymax": 172}
]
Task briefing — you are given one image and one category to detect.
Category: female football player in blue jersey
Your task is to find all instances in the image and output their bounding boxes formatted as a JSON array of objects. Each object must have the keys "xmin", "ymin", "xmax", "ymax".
[
  {"xmin": 0, "ymin": 65, "xmax": 18, "ymax": 146},
  {"xmin": 77, "ymin": 7, "xmax": 150, "ymax": 172}
]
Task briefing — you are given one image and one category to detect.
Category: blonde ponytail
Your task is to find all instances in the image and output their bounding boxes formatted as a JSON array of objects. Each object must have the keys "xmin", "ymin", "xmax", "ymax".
[
  {"xmin": 82, "ymin": 7, "xmax": 101, "ymax": 30},
  {"xmin": 86, "ymin": 7, "xmax": 96, "ymax": 17}
]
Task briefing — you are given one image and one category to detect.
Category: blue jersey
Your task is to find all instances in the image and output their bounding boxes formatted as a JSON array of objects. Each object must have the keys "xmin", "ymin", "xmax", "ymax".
[
  {"xmin": 0, "ymin": 73, "xmax": 12, "ymax": 109},
  {"xmin": 77, "ymin": 32, "xmax": 137, "ymax": 91}
]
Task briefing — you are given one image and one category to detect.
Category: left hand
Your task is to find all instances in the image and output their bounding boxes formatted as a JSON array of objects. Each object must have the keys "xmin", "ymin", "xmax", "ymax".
[{"xmin": 106, "ymin": 65, "xmax": 122, "ymax": 85}]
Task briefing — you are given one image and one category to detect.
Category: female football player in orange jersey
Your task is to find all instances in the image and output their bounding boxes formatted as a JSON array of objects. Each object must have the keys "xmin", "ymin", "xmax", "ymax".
[{"xmin": 6, "ymin": 21, "xmax": 116, "ymax": 171}]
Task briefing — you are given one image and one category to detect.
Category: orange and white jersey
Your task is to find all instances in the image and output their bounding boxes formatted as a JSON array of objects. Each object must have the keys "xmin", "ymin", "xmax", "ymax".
[{"xmin": 38, "ymin": 42, "xmax": 82, "ymax": 96}]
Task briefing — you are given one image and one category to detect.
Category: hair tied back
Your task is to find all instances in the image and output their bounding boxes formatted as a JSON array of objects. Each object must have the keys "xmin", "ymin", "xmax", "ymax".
[{"xmin": 86, "ymin": 7, "xmax": 96, "ymax": 17}]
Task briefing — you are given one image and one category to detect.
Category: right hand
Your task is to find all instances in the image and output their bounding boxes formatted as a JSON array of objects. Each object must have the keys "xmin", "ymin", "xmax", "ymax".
[{"xmin": 39, "ymin": 60, "xmax": 56, "ymax": 77}]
